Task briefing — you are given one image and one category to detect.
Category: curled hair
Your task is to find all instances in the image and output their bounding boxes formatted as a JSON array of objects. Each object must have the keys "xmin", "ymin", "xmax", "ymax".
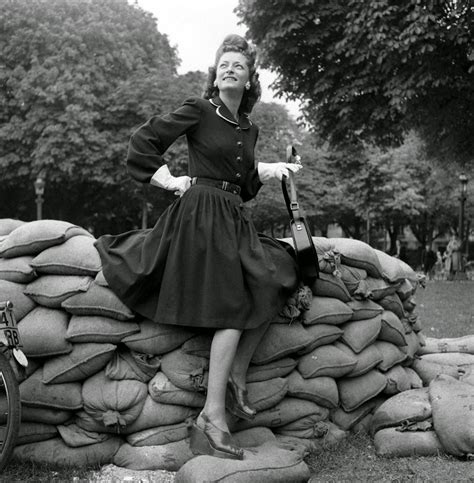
[{"xmin": 203, "ymin": 34, "xmax": 261, "ymax": 115}]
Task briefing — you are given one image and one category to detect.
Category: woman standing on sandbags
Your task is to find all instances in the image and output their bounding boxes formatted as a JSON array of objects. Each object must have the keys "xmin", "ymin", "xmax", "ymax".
[{"xmin": 95, "ymin": 34, "xmax": 301, "ymax": 460}]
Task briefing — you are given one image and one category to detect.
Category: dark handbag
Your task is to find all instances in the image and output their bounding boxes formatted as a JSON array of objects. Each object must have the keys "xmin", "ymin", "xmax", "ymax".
[{"xmin": 281, "ymin": 146, "xmax": 319, "ymax": 285}]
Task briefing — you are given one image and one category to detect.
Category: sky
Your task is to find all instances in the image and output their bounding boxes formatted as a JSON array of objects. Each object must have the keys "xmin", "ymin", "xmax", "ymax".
[{"xmin": 135, "ymin": 0, "xmax": 301, "ymax": 117}]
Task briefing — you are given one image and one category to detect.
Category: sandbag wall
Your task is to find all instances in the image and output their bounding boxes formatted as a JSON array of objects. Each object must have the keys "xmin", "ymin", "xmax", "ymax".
[{"xmin": 0, "ymin": 218, "xmax": 450, "ymax": 471}]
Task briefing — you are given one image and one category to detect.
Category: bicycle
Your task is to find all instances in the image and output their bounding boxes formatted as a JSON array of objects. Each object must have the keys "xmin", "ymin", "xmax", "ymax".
[{"xmin": 0, "ymin": 301, "xmax": 28, "ymax": 471}]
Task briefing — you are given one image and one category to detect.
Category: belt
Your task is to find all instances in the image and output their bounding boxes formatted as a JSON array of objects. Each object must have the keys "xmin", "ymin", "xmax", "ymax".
[{"xmin": 191, "ymin": 177, "xmax": 241, "ymax": 196}]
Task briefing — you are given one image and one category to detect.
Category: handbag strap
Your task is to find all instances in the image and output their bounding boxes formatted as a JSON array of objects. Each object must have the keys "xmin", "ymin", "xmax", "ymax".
[{"xmin": 281, "ymin": 145, "xmax": 302, "ymax": 220}]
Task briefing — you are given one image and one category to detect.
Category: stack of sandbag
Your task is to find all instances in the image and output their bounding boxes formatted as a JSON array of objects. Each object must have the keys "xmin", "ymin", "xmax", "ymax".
[{"xmin": 0, "ymin": 218, "xmax": 432, "ymax": 478}]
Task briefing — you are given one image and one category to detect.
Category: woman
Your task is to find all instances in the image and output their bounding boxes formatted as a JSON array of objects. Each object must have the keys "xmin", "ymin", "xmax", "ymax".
[
  {"xmin": 95, "ymin": 34, "xmax": 301, "ymax": 460},
  {"xmin": 445, "ymin": 231, "xmax": 462, "ymax": 280}
]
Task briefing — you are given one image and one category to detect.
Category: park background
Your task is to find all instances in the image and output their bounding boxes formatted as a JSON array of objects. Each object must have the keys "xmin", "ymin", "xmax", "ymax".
[{"xmin": 1, "ymin": 0, "xmax": 473, "ymax": 272}]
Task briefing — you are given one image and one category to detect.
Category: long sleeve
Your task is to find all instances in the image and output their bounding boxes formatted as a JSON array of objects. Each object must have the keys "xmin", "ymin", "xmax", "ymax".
[{"xmin": 127, "ymin": 97, "xmax": 201, "ymax": 183}]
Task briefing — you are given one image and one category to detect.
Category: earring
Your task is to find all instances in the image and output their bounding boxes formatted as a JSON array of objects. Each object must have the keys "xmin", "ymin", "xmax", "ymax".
[
  {"xmin": 245, "ymin": 81, "xmax": 251, "ymax": 90},
  {"xmin": 213, "ymin": 80, "xmax": 218, "ymax": 88}
]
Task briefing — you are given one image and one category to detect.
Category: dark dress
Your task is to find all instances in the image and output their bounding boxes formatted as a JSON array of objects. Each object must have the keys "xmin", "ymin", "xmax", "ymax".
[{"xmin": 94, "ymin": 96, "xmax": 299, "ymax": 330}]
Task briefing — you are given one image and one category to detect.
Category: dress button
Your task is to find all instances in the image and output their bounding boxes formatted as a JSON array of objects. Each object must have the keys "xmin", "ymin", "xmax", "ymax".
[
  {"xmin": 236, "ymin": 126, "xmax": 241, "ymax": 132},
  {"xmin": 237, "ymin": 141, "xmax": 243, "ymax": 147},
  {"xmin": 236, "ymin": 173, "xmax": 242, "ymax": 178},
  {"xmin": 236, "ymin": 156, "xmax": 242, "ymax": 162}
]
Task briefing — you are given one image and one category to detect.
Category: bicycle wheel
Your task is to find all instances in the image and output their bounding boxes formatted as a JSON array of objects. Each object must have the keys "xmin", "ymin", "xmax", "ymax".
[{"xmin": 0, "ymin": 350, "xmax": 21, "ymax": 471}]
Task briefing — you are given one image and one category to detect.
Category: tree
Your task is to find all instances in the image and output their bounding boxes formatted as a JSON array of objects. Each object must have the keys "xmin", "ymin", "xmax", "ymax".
[
  {"xmin": 0, "ymin": 0, "xmax": 182, "ymax": 232},
  {"xmin": 236, "ymin": 0, "xmax": 474, "ymax": 164}
]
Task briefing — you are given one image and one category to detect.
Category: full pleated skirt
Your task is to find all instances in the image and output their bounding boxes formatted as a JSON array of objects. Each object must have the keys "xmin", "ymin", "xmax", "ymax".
[{"xmin": 94, "ymin": 184, "xmax": 299, "ymax": 330}]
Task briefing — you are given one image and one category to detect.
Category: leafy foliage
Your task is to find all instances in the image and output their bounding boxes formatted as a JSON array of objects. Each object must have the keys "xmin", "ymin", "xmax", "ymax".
[{"xmin": 236, "ymin": 0, "xmax": 474, "ymax": 164}]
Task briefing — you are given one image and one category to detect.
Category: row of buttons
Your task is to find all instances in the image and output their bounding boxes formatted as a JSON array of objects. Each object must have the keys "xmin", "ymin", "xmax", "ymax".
[{"xmin": 236, "ymin": 128, "xmax": 243, "ymax": 179}]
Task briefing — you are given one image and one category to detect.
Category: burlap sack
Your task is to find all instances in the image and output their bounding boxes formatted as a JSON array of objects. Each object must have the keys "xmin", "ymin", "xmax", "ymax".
[
  {"xmin": 62, "ymin": 282, "xmax": 135, "ymax": 321},
  {"xmin": 0, "ymin": 256, "xmax": 36, "ymax": 283},
  {"xmin": 105, "ymin": 347, "xmax": 161, "ymax": 383},
  {"xmin": 0, "ymin": 279, "xmax": 36, "ymax": 321},
  {"xmin": 337, "ymin": 370, "xmax": 387, "ymax": 412},
  {"xmin": 160, "ymin": 348, "xmax": 209, "ymax": 392},
  {"xmin": 181, "ymin": 334, "xmax": 213, "ymax": 358},
  {"xmin": 252, "ymin": 322, "xmax": 313, "ymax": 364},
  {"xmin": 331, "ymin": 238, "xmax": 384, "ymax": 278},
  {"xmin": 338, "ymin": 264, "xmax": 367, "ymax": 295},
  {"xmin": 42, "ymin": 342, "xmax": 116, "ymax": 384},
  {"xmin": 311, "ymin": 272, "xmax": 352, "ymax": 302},
  {"xmin": 402, "ymin": 296, "xmax": 416, "ymax": 313},
  {"xmin": 57, "ymin": 422, "xmax": 111, "ymax": 447},
  {"xmin": 122, "ymin": 320, "xmax": 194, "ymax": 354},
  {"xmin": 374, "ymin": 427, "xmax": 444, "ymax": 457},
  {"xmin": 246, "ymin": 357, "xmax": 297, "ymax": 383},
  {"xmin": 371, "ymin": 387, "xmax": 432, "ymax": 434},
  {"xmin": 65, "ymin": 314, "xmax": 140, "ymax": 344},
  {"xmin": 0, "ymin": 219, "xmax": 92, "ymax": 258},
  {"xmin": 302, "ymin": 324, "xmax": 343, "ymax": 353},
  {"xmin": 24, "ymin": 274, "xmax": 92, "ymax": 308},
  {"xmin": 418, "ymin": 335, "xmax": 474, "ymax": 355},
  {"xmin": 297, "ymin": 344, "xmax": 357, "ymax": 378},
  {"xmin": 330, "ymin": 396, "xmax": 385, "ymax": 431},
  {"xmin": 20, "ymin": 368, "xmax": 82, "ymax": 410},
  {"xmin": 247, "ymin": 377, "xmax": 288, "ymax": 411},
  {"xmin": 30, "ymin": 235, "xmax": 101, "ymax": 276},
  {"xmin": 82, "ymin": 370, "xmax": 148, "ymax": 429},
  {"xmin": 346, "ymin": 299, "xmax": 383, "ymax": 321},
  {"xmin": 148, "ymin": 372, "xmax": 206, "ymax": 407},
  {"xmin": 383, "ymin": 365, "xmax": 423, "ymax": 395},
  {"xmin": 396, "ymin": 279, "xmax": 415, "ymax": 301},
  {"xmin": 334, "ymin": 341, "xmax": 383, "ymax": 377},
  {"xmin": 378, "ymin": 293, "xmax": 405, "ymax": 320},
  {"xmin": 126, "ymin": 421, "xmax": 189, "ymax": 447},
  {"xmin": 94, "ymin": 269, "xmax": 108, "ymax": 286},
  {"xmin": 17, "ymin": 422, "xmax": 58, "ymax": 445},
  {"xmin": 400, "ymin": 330, "xmax": 423, "ymax": 362},
  {"xmin": 378, "ymin": 310, "xmax": 407, "ymax": 347},
  {"xmin": 287, "ymin": 370, "xmax": 338, "ymax": 408},
  {"xmin": 13, "ymin": 436, "xmax": 122, "ymax": 467},
  {"xmin": 373, "ymin": 341, "xmax": 408, "ymax": 371},
  {"xmin": 304, "ymin": 296, "xmax": 353, "ymax": 325},
  {"xmin": 375, "ymin": 248, "xmax": 417, "ymax": 284},
  {"xmin": 175, "ymin": 440, "xmax": 311, "ymax": 483},
  {"xmin": 429, "ymin": 374, "xmax": 474, "ymax": 457},
  {"xmin": 21, "ymin": 406, "xmax": 73, "ymax": 425},
  {"xmin": 18, "ymin": 306, "xmax": 72, "ymax": 357},
  {"xmin": 411, "ymin": 357, "xmax": 463, "ymax": 385},
  {"xmin": 418, "ymin": 352, "xmax": 474, "ymax": 366},
  {"xmin": 363, "ymin": 277, "xmax": 402, "ymax": 301},
  {"xmin": 0, "ymin": 218, "xmax": 26, "ymax": 236},
  {"xmin": 340, "ymin": 315, "xmax": 382, "ymax": 353}
]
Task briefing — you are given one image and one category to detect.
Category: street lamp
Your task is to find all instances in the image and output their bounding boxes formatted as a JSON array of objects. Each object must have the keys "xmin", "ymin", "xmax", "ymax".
[
  {"xmin": 34, "ymin": 176, "xmax": 45, "ymax": 220},
  {"xmin": 459, "ymin": 174, "xmax": 468, "ymax": 268}
]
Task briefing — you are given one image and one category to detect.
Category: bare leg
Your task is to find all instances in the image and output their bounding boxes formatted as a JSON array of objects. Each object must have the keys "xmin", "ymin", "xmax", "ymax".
[
  {"xmin": 230, "ymin": 320, "xmax": 271, "ymax": 388},
  {"xmin": 200, "ymin": 328, "xmax": 242, "ymax": 432}
]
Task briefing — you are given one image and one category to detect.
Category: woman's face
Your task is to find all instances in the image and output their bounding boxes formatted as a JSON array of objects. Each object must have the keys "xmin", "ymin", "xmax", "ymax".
[{"xmin": 215, "ymin": 52, "xmax": 250, "ymax": 95}]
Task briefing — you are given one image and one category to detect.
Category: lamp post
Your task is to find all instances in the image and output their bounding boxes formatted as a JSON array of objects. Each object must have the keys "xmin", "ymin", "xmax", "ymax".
[
  {"xmin": 34, "ymin": 176, "xmax": 45, "ymax": 220},
  {"xmin": 459, "ymin": 174, "xmax": 468, "ymax": 270}
]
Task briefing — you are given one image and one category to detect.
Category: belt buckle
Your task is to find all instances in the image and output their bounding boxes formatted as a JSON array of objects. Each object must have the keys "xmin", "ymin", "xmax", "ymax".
[{"xmin": 222, "ymin": 181, "xmax": 230, "ymax": 191}]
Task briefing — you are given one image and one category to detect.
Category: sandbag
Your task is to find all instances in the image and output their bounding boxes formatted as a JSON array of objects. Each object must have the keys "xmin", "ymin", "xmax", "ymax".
[
  {"xmin": 57, "ymin": 422, "xmax": 111, "ymax": 447},
  {"xmin": 330, "ymin": 396, "xmax": 385, "ymax": 431},
  {"xmin": 346, "ymin": 299, "xmax": 383, "ymax": 321},
  {"xmin": 418, "ymin": 335, "xmax": 474, "ymax": 355},
  {"xmin": 42, "ymin": 342, "xmax": 116, "ymax": 384},
  {"xmin": 375, "ymin": 248, "xmax": 418, "ymax": 284},
  {"xmin": 287, "ymin": 371, "xmax": 339, "ymax": 408},
  {"xmin": 302, "ymin": 324, "xmax": 343, "ymax": 353},
  {"xmin": 148, "ymin": 372, "xmax": 206, "ymax": 407},
  {"xmin": 378, "ymin": 310, "xmax": 407, "ymax": 347},
  {"xmin": 174, "ymin": 440, "xmax": 311, "ymax": 483},
  {"xmin": 82, "ymin": 370, "xmax": 148, "ymax": 430},
  {"xmin": 311, "ymin": 272, "xmax": 352, "ymax": 302},
  {"xmin": 30, "ymin": 235, "xmax": 101, "ymax": 276},
  {"xmin": 383, "ymin": 365, "xmax": 423, "ymax": 395},
  {"xmin": 0, "ymin": 218, "xmax": 26, "ymax": 236},
  {"xmin": 378, "ymin": 293, "xmax": 405, "ymax": 320},
  {"xmin": 297, "ymin": 344, "xmax": 357, "ymax": 379},
  {"xmin": 20, "ymin": 368, "xmax": 82, "ymax": 410},
  {"xmin": 247, "ymin": 377, "xmax": 288, "ymax": 411},
  {"xmin": 17, "ymin": 422, "xmax": 58, "ymax": 445},
  {"xmin": 24, "ymin": 274, "xmax": 92, "ymax": 308},
  {"xmin": 373, "ymin": 341, "xmax": 408, "ymax": 371},
  {"xmin": 331, "ymin": 238, "xmax": 384, "ymax": 278},
  {"xmin": 21, "ymin": 406, "xmax": 73, "ymax": 425},
  {"xmin": 337, "ymin": 370, "xmax": 387, "ymax": 412},
  {"xmin": 333, "ymin": 341, "xmax": 383, "ymax": 377},
  {"xmin": 94, "ymin": 270, "xmax": 108, "ymax": 287},
  {"xmin": 246, "ymin": 357, "xmax": 297, "ymax": 383},
  {"xmin": 363, "ymin": 277, "xmax": 402, "ymax": 301},
  {"xmin": 0, "ymin": 256, "xmax": 36, "ymax": 283},
  {"xmin": 418, "ymin": 352, "xmax": 474, "ymax": 366},
  {"xmin": 62, "ymin": 282, "xmax": 135, "ymax": 321},
  {"xmin": 160, "ymin": 348, "xmax": 209, "ymax": 392},
  {"xmin": 337, "ymin": 264, "xmax": 367, "ymax": 295},
  {"xmin": 340, "ymin": 315, "xmax": 382, "ymax": 353},
  {"xmin": 126, "ymin": 421, "xmax": 189, "ymax": 447},
  {"xmin": 122, "ymin": 319, "xmax": 194, "ymax": 354},
  {"xmin": 181, "ymin": 334, "xmax": 212, "ymax": 358},
  {"xmin": 429, "ymin": 375, "xmax": 474, "ymax": 457},
  {"xmin": 18, "ymin": 306, "xmax": 72, "ymax": 357},
  {"xmin": 105, "ymin": 347, "xmax": 161, "ymax": 383},
  {"xmin": 411, "ymin": 357, "xmax": 463, "ymax": 385},
  {"xmin": 0, "ymin": 279, "xmax": 36, "ymax": 321},
  {"xmin": 371, "ymin": 387, "xmax": 432, "ymax": 434},
  {"xmin": 65, "ymin": 314, "xmax": 140, "ymax": 344},
  {"xmin": 374, "ymin": 427, "xmax": 444, "ymax": 457},
  {"xmin": 13, "ymin": 436, "xmax": 122, "ymax": 467},
  {"xmin": 304, "ymin": 296, "xmax": 353, "ymax": 326},
  {"xmin": 252, "ymin": 322, "xmax": 313, "ymax": 364},
  {"xmin": 0, "ymin": 219, "xmax": 92, "ymax": 258},
  {"xmin": 114, "ymin": 439, "xmax": 193, "ymax": 471}
]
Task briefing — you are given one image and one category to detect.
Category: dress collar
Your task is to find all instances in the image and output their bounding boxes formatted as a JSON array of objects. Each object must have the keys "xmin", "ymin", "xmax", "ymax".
[{"xmin": 209, "ymin": 97, "xmax": 252, "ymax": 129}]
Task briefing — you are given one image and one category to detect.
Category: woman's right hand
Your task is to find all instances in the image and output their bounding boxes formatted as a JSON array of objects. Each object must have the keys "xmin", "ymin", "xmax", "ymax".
[{"xmin": 151, "ymin": 165, "xmax": 191, "ymax": 196}]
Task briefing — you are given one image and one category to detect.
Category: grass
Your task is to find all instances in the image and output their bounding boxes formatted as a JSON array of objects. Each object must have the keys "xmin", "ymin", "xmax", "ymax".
[{"xmin": 2, "ymin": 281, "xmax": 473, "ymax": 482}]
